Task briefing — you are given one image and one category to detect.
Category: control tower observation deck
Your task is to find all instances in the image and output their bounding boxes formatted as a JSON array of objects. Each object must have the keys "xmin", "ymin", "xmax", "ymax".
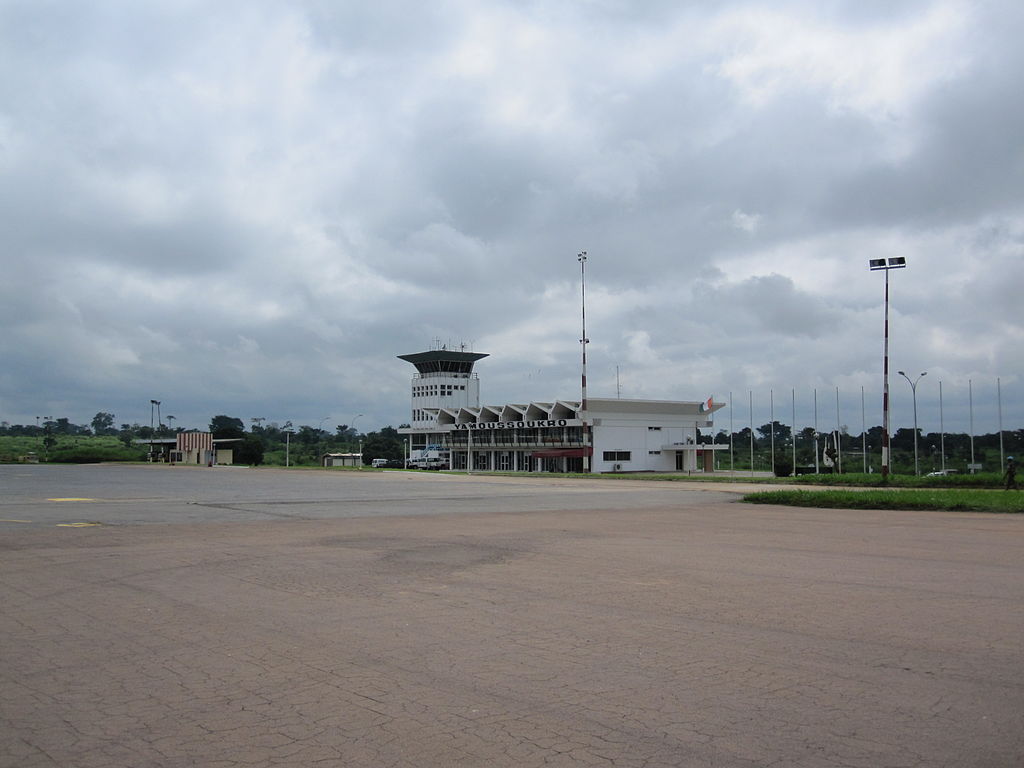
[{"xmin": 398, "ymin": 348, "xmax": 489, "ymax": 428}]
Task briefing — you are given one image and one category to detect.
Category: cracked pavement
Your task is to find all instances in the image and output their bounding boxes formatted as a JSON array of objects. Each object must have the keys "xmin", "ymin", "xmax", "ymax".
[{"xmin": 1, "ymin": 465, "xmax": 1022, "ymax": 766}]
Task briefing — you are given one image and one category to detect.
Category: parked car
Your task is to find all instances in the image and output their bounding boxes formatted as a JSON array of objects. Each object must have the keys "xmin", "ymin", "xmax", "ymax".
[{"xmin": 926, "ymin": 469, "xmax": 959, "ymax": 476}]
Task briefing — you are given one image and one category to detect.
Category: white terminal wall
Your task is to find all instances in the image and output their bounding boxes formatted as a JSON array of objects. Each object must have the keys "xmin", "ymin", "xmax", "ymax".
[{"xmin": 587, "ymin": 399, "xmax": 716, "ymax": 472}]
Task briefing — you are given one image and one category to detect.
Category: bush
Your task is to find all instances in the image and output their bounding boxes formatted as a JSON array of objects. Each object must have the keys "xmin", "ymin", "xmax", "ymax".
[
  {"xmin": 773, "ymin": 458, "xmax": 793, "ymax": 477},
  {"xmin": 792, "ymin": 471, "xmax": 1004, "ymax": 489},
  {"xmin": 744, "ymin": 488, "xmax": 1024, "ymax": 513},
  {"xmin": 48, "ymin": 445, "xmax": 147, "ymax": 463},
  {"xmin": 234, "ymin": 435, "xmax": 265, "ymax": 466}
]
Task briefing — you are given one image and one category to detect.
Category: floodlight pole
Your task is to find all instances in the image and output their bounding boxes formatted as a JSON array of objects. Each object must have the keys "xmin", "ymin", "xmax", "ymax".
[
  {"xmin": 578, "ymin": 251, "xmax": 590, "ymax": 473},
  {"xmin": 869, "ymin": 258, "xmax": 906, "ymax": 481},
  {"xmin": 882, "ymin": 267, "xmax": 892, "ymax": 479}
]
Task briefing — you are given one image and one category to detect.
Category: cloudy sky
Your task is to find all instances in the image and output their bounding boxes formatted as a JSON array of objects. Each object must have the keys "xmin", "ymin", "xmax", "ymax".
[{"xmin": 1, "ymin": 0, "xmax": 1021, "ymax": 436}]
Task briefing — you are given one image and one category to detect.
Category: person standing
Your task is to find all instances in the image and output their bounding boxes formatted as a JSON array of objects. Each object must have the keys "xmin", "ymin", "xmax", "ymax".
[{"xmin": 1004, "ymin": 457, "xmax": 1019, "ymax": 490}]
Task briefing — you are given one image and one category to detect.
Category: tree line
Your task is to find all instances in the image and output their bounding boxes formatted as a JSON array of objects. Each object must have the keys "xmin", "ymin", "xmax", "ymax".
[
  {"xmin": 703, "ymin": 421, "xmax": 1024, "ymax": 474},
  {"xmin": 3, "ymin": 413, "xmax": 1020, "ymax": 472},
  {"xmin": 0, "ymin": 414, "xmax": 410, "ymax": 467}
]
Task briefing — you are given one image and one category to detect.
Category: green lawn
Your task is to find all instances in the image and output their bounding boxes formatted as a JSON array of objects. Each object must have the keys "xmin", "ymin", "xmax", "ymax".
[
  {"xmin": 0, "ymin": 435, "xmax": 145, "ymax": 463},
  {"xmin": 453, "ymin": 469, "xmax": 1005, "ymax": 489},
  {"xmin": 743, "ymin": 488, "xmax": 1024, "ymax": 513}
]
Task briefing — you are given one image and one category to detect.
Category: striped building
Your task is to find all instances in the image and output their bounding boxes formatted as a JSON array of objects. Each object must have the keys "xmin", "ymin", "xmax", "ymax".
[{"xmin": 175, "ymin": 431, "xmax": 214, "ymax": 464}]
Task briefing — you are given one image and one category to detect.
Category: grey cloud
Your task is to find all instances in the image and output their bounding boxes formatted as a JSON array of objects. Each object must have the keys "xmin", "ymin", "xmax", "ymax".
[{"xmin": 0, "ymin": 0, "xmax": 1021, "ymax": 433}]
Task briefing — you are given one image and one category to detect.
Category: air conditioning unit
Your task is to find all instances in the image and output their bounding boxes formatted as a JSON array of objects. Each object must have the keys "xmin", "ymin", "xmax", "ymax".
[{"xmin": 613, "ymin": 463, "xmax": 622, "ymax": 471}]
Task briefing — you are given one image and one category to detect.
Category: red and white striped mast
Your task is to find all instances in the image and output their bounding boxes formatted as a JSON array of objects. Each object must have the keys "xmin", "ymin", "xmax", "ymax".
[
  {"xmin": 578, "ymin": 251, "xmax": 590, "ymax": 473},
  {"xmin": 869, "ymin": 256, "xmax": 906, "ymax": 481}
]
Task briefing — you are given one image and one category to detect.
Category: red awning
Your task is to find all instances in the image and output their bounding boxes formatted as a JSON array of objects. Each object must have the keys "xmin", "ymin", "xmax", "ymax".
[{"xmin": 529, "ymin": 447, "xmax": 593, "ymax": 459}]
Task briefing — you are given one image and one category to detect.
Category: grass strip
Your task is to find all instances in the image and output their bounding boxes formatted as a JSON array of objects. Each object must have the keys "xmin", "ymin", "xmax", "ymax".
[
  {"xmin": 791, "ymin": 471, "xmax": 1004, "ymax": 489},
  {"xmin": 743, "ymin": 488, "xmax": 1024, "ymax": 513}
]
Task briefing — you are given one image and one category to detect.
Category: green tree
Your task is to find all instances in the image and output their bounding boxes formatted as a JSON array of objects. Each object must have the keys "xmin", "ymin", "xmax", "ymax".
[
  {"xmin": 234, "ymin": 435, "xmax": 265, "ymax": 466},
  {"xmin": 118, "ymin": 426, "xmax": 135, "ymax": 449},
  {"xmin": 210, "ymin": 415, "xmax": 245, "ymax": 439},
  {"xmin": 92, "ymin": 412, "xmax": 116, "ymax": 435},
  {"xmin": 362, "ymin": 429, "xmax": 403, "ymax": 464}
]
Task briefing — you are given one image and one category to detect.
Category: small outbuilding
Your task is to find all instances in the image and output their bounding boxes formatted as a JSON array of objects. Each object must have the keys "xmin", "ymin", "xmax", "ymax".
[{"xmin": 322, "ymin": 452, "xmax": 363, "ymax": 467}]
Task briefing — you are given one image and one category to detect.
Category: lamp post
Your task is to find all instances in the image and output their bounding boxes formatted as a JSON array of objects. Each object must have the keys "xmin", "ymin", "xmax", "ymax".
[
  {"xmin": 897, "ymin": 370, "xmax": 926, "ymax": 475},
  {"xmin": 283, "ymin": 421, "xmax": 293, "ymax": 468},
  {"xmin": 869, "ymin": 257, "xmax": 906, "ymax": 481},
  {"xmin": 578, "ymin": 251, "xmax": 590, "ymax": 473},
  {"xmin": 969, "ymin": 379, "xmax": 975, "ymax": 472},
  {"xmin": 317, "ymin": 417, "xmax": 328, "ymax": 467},
  {"xmin": 352, "ymin": 414, "xmax": 363, "ymax": 467},
  {"xmin": 150, "ymin": 400, "xmax": 161, "ymax": 461},
  {"xmin": 939, "ymin": 381, "xmax": 945, "ymax": 473}
]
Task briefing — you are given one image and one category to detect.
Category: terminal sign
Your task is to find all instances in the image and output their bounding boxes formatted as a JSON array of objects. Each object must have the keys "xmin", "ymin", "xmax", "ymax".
[{"xmin": 454, "ymin": 419, "xmax": 569, "ymax": 431}]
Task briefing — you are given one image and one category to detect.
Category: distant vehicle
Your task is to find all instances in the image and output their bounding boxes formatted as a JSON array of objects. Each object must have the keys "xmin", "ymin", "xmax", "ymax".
[
  {"xmin": 408, "ymin": 446, "xmax": 450, "ymax": 470},
  {"xmin": 926, "ymin": 469, "xmax": 959, "ymax": 477},
  {"xmin": 371, "ymin": 458, "xmax": 388, "ymax": 468}
]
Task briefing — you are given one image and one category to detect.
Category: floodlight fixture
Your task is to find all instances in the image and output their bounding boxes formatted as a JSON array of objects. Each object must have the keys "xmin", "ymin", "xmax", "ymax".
[{"xmin": 870, "ymin": 257, "xmax": 907, "ymax": 271}]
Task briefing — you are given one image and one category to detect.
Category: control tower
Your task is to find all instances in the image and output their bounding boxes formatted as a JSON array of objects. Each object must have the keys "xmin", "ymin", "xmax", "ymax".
[{"xmin": 398, "ymin": 345, "xmax": 488, "ymax": 427}]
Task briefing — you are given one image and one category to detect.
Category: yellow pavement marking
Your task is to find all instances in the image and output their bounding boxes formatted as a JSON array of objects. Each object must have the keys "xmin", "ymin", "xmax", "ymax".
[
  {"xmin": 47, "ymin": 498, "xmax": 96, "ymax": 502},
  {"xmin": 0, "ymin": 519, "xmax": 32, "ymax": 523},
  {"xmin": 55, "ymin": 522, "xmax": 102, "ymax": 527}
]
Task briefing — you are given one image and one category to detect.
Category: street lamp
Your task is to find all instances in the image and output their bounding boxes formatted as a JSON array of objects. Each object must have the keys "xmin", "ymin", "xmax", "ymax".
[
  {"xmin": 898, "ymin": 371, "xmax": 926, "ymax": 475},
  {"xmin": 43, "ymin": 416, "xmax": 52, "ymax": 460},
  {"xmin": 869, "ymin": 257, "xmax": 906, "ymax": 481},
  {"xmin": 352, "ymin": 414, "xmax": 364, "ymax": 468},
  {"xmin": 150, "ymin": 400, "xmax": 161, "ymax": 461},
  {"xmin": 283, "ymin": 421, "xmax": 293, "ymax": 468},
  {"xmin": 317, "ymin": 417, "xmax": 329, "ymax": 467}
]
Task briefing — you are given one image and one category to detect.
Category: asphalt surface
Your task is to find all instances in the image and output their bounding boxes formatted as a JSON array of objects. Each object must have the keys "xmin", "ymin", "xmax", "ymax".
[
  {"xmin": 0, "ymin": 464, "xmax": 741, "ymax": 527},
  {"xmin": 2, "ymin": 464, "xmax": 1022, "ymax": 767}
]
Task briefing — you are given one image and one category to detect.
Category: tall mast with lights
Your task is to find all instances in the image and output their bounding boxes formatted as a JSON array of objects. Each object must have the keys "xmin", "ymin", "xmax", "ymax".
[{"xmin": 578, "ymin": 251, "xmax": 590, "ymax": 473}]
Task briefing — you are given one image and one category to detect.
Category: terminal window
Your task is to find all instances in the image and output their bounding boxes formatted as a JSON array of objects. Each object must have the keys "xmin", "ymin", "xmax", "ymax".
[{"xmin": 603, "ymin": 451, "xmax": 631, "ymax": 462}]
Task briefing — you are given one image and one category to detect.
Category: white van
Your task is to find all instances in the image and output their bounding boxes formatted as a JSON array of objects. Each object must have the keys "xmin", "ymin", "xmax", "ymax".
[{"xmin": 371, "ymin": 458, "xmax": 389, "ymax": 468}]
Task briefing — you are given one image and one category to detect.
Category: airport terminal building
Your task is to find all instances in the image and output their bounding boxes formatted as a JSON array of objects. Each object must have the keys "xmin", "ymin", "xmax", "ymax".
[{"xmin": 397, "ymin": 347, "xmax": 725, "ymax": 473}]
